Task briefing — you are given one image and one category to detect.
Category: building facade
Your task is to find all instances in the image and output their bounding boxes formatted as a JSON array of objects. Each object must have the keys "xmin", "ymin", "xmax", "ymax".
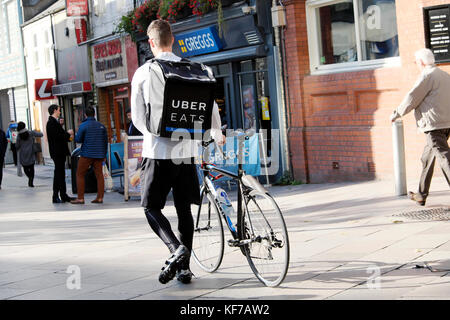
[
  {"xmin": 284, "ymin": 0, "xmax": 450, "ymax": 184},
  {"xmin": 0, "ymin": 0, "xmax": 29, "ymax": 163},
  {"xmin": 22, "ymin": 2, "xmax": 62, "ymax": 163},
  {"xmin": 88, "ymin": 0, "xmax": 138, "ymax": 143}
]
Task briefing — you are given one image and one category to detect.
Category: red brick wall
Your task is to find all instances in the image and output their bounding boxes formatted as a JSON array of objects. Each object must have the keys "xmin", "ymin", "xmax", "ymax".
[{"xmin": 285, "ymin": 0, "xmax": 450, "ymax": 183}]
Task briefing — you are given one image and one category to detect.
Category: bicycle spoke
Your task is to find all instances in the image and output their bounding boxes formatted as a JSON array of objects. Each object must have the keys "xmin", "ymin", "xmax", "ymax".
[
  {"xmin": 241, "ymin": 192, "xmax": 289, "ymax": 287},
  {"xmin": 192, "ymin": 191, "xmax": 224, "ymax": 273}
]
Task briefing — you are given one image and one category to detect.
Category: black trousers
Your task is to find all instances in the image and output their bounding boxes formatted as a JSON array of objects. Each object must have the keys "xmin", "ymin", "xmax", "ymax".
[
  {"xmin": 0, "ymin": 157, "xmax": 4, "ymax": 186},
  {"xmin": 52, "ymin": 156, "xmax": 67, "ymax": 198},
  {"xmin": 141, "ymin": 158, "xmax": 200, "ymax": 259},
  {"xmin": 10, "ymin": 143, "xmax": 17, "ymax": 166}
]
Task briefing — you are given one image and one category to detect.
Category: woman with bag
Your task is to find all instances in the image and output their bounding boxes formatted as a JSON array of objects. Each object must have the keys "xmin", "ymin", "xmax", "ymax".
[{"xmin": 15, "ymin": 122, "xmax": 43, "ymax": 187}]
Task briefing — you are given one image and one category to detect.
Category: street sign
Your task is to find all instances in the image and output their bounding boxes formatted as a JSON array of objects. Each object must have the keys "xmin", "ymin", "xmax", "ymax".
[{"xmin": 35, "ymin": 79, "xmax": 56, "ymax": 100}]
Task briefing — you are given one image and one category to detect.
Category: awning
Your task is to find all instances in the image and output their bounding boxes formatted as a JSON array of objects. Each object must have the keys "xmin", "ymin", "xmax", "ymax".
[
  {"xmin": 52, "ymin": 81, "xmax": 92, "ymax": 96},
  {"xmin": 190, "ymin": 45, "xmax": 267, "ymax": 65}
]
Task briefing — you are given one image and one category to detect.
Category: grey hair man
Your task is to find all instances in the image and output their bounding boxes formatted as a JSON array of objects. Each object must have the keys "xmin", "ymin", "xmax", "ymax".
[{"xmin": 390, "ymin": 48, "xmax": 450, "ymax": 205}]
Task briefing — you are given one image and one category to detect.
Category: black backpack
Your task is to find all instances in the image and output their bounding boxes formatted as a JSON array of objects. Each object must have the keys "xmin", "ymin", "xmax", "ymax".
[{"xmin": 146, "ymin": 58, "xmax": 216, "ymax": 140}]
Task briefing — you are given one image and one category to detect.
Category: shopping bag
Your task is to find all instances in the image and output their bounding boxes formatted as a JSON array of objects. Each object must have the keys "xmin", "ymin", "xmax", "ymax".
[{"xmin": 103, "ymin": 163, "xmax": 113, "ymax": 192}]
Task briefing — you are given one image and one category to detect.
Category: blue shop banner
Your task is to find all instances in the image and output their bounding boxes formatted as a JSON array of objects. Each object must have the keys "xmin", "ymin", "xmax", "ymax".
[
  {"xmin": 175, "ymin": 26, "xmax": 223, "ymax": 58},
  {"xmin": 207, "ymin": 134, "xmax": 261, "ymax": 177}
]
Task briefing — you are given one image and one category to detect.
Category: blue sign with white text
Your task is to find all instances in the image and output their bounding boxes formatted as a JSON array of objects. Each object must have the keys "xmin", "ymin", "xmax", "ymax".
[{"xmin": 175, "ymin": 27, "xmax": 222, "ymax": 58}]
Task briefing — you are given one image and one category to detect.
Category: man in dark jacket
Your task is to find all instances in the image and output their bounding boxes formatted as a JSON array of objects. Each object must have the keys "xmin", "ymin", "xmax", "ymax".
[
  {"xmin": 46, "ymin": 104, "xmax": 75, "ymax": 203},
  {"xmin": 0, "ymin": 128, "xmax": 7, "ymax": 190},
  {"xmin": 126, "ymin": 109, "xmax": 142, "ymax": 136},
  {"xmin": 71, "ymin": 106, "xmax": 108, "ymax": 204}
]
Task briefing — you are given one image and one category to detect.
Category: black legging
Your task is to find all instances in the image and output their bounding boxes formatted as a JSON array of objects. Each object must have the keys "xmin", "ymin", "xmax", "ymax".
[
  {"xmin": 144, "ymin": 201, "xmax": 194, "ymax": 267},
  {"xmin": 0, "ymin": 157, "xmax": 4, "ymax": 186},
  {"xmin": 23, "ymin": 164, "xmax": 34, "ymax": 184}
]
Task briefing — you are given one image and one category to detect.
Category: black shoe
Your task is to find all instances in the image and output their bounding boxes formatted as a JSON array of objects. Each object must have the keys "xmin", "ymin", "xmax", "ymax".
[
  {"xmin": 61, "ymin": 195, "xmax": 76, "ymax": 202},
  {"xmin": 28, "ymin": 179, "xmax": 34, "ymax": 188},
  {"xmin": 52, "ymin": 197, "xmax": 63, "ymax": 204},
  {"xmin": 159, "ymin": 245, "xmax": 190, "ymax": 284},
  {"xmin": 408, "ymin": 191, "xmax": 426, "ymax": 206},
  {"xmin": 176, "ymin": 268, "xmax": 193, "ymax": 284}
]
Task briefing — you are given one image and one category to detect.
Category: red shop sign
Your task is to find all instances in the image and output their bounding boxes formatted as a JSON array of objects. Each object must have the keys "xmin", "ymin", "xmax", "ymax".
[
  {"xmin": 35, "ymin": 79, "xmax": 56, "ymax": 100},
  {"xmin": 66, "ymin": 0, "xmax": 89, "ymax": 16},
  {"xmin": 93, "ymin": 39, "xmax": 122, "ymax": 60}
]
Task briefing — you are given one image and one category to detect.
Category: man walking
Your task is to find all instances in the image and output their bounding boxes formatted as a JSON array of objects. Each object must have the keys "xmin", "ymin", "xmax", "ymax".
[
  {"xmin": 391, "ymin": 48, "xmax": 450, "ymax": 206},
  {"xmin": 46, "ymin": 104, "xmax": 75, "ymax": 203},
  {"xmin": 6, "ymin": 121, "xmax": 22, "ymax": 176},
  {"xmin": 131, "ymin": 19, "xmax": 224, "ymax": 285},
  {"xmin": 70, "ymin": 106, "xmax": 108, "ymax": 205},
  {"xmin": 0, "ymin": 127, "xmax": 7, "ymax": 190}
]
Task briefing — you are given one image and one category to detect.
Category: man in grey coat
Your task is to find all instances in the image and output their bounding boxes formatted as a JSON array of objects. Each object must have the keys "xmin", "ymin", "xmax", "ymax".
[{"xmin": 391, "ymin": 48, "xmax": 450, "ymax": 205}]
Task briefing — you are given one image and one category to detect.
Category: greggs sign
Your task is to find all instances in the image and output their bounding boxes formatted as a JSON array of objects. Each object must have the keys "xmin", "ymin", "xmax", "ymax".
[{"xmin": 175, "ymin": 27, "xmax": 222, "ymax": 58}]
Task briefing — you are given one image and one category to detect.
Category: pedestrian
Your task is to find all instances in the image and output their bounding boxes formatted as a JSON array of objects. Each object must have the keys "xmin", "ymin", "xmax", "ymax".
[
  {"xmin": 126, "ymin": 108, "xmax": 142, "ymax": 136},
  {"xmin": 6, "ymin": 121, "xmax": 23, "ymax": 176},
  {"xmin": 131, "ymin": 19, "xmax": 224, "ymax": 285},
  {"xmin": 15, "ymin": 122, "xmax": 43, "ymax": 188},
  {"xmin": 46, "ymin": 104, "xmax": 76, "ymax": 203},
  {"xmin": 390, "ymin": 48, "xmax": 450, "ymax": 206},
  {"xmin": 70, "ymin": 106, "xmax": 108, "ymax": 205},
  {"xmin": 0, "ymin": 127, "xmax": 7, "ymax": 190}
]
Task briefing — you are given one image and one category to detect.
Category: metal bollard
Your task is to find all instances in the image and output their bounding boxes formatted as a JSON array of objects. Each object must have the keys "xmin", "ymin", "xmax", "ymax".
[{"xmin": 392, "ymin": 120, "xmax": 407, "ymax": 196}]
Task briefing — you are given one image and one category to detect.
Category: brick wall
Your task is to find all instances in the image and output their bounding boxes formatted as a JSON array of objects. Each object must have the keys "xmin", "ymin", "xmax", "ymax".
[{"xmin": 285, "ymin": 0, "xmax": 450, "ymax": 183}]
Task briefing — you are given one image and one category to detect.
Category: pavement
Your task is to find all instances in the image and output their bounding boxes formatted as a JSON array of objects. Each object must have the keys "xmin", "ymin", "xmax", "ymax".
[{"xmin": 0, "ymin": 163, "xmax": 449, "ymax": 300}]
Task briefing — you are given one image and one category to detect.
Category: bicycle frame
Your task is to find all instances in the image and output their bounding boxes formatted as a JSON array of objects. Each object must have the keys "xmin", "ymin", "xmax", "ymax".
[{"xmin": 198, "ymin": 136, "xmax": 249, "ymax": 241}]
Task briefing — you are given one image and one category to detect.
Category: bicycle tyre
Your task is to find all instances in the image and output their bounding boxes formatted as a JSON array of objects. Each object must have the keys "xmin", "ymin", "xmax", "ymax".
[
  {"xmin": 239, "ymin": 190, "xmax": 290, "ymax": 287},
  {"xmin": 192, "ymin": 188, "xmax": 225, "ymax": 273}
]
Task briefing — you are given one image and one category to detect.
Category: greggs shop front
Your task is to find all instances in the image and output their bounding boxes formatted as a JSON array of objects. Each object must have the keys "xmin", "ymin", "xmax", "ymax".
[{"xmin": 136, "ymin": 2, "xmax": 286, "ymax": 181}]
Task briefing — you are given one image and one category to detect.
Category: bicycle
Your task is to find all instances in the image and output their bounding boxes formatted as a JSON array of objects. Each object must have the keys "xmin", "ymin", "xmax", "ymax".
[{"xmin": 191, "ymin": 130, "xmax": 290, "ymax": 287}]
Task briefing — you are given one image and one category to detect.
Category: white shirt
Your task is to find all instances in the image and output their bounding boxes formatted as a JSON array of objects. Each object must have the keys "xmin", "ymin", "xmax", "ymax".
[{"xmin": 131, "ymin": 52, "xmax": 222, "ymax": 159}]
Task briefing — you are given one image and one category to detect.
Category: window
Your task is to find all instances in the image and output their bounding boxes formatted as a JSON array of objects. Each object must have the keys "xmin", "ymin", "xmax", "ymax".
[
  {"xmin": 33, "ymin": 33, "xmax": 39, "ymax": 69},
  {"xmin": 307, "ymin": 0, "xmax": 400, "ymax": 73},
  {"xmin": 44, "ymin": 30, "xmax": 51, "ymax": 67}
]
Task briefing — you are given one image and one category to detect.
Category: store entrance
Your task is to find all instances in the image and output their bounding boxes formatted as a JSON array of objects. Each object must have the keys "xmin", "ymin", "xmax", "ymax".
[
  {"xmin": 210, "ymin": 58, "xmax": 272, "ymax": 155},
  {"xmin": 106, "ymin": 86, "xmax": 130, "ymax": 143}
]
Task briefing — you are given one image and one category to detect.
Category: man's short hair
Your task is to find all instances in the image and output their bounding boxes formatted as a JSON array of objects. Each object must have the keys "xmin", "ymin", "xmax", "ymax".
[
  {"xmin": 48, "ymin": 104, "xmax": 60, "ymax": 116},
  {"xmin": 147, "ymin": 19, "xmax": 173, "ymax": 48},
  {"xmin": 415, "ymin": 48, "xmax": 435, "ymax": 66},
  {"xmin": 85, "ymin": 106, "xmax": 95, "ymax": 117}
]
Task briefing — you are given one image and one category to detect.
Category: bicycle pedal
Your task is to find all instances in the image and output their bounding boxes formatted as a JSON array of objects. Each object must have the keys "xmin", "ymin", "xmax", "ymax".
[{"xmin": 227, "ymin": 239, "xmax": 240, "ymax": 247}]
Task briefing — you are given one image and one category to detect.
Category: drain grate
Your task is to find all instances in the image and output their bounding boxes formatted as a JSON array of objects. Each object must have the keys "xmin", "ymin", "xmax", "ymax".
[{"xmin": 393, "ymin": 207, "xmax": 450, "ymax": 221}]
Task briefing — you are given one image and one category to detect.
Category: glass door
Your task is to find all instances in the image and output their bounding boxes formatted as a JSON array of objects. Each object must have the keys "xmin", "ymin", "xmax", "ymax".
[{"xmin": 237, "ymin": 58, "xmax": 272, "ymax": 153}]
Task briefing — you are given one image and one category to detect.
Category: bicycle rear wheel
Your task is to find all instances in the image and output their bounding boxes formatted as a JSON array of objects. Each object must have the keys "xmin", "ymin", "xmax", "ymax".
[
  {"xmin": 240, "ymin": 190, "xmax": 289, "ymax": 287},
  {"xmin": 192, "ymin": 188, "xmax": 225, "ymax": 273}
]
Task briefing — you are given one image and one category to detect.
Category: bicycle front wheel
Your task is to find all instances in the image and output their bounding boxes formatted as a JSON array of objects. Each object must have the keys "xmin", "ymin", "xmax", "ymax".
[
  {"xmin": 192, "ymin": 188, "xmax": 225, "ymax": 273},
  {"xmin": 240, "ymin": 191, "xmax": 290, "ymax": 287}
]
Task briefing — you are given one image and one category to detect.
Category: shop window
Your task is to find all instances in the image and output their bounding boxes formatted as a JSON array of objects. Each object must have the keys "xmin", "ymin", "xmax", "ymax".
[
  {"xmin": 44, "ymin": 30, "xmax": 51, "ymax": 67},
  {"xmin": 307, "ymin": 0, "xmax": 399, "ymax": 73},
  {"xmin": 33, "ymin": 33, "xmax": 39, "ymax": 69}
]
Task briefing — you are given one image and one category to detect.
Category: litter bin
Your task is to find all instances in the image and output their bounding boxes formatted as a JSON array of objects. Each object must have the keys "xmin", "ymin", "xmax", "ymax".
[{"xmin": 71, "ymin": 148, "xmax": 98, "ymax": 194}]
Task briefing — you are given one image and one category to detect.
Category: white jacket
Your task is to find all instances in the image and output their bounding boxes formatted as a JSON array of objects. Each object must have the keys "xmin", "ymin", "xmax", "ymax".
[{"xmin": 131, "ymin": 52, "xmax": 222, "ymax": 159}]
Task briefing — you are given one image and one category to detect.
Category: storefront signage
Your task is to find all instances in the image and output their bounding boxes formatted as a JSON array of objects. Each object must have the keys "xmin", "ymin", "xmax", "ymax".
[
  {"xmin": 92, "ymin": 38, "xmax": 128, "ymax": 86},
  {"xmin": 424, "ymin": 5, "xmax": 450, "ymax": 63},
  {"xmin": 124, "ymin": 136, "xmax": 144, "ymax": 200},
  {"xmin": 174, "ymin": 27, "xmax": 222, "ymax": 58},
  {"xmin": 35, "ymin": 79, "xmax": 56, "ymax": 100},
  {"xmin": 52, "ymin": 81, "xmax": 92, "ymax": 96},
  {"xmin": 66, "ymin": 0, "xmax": 89, "ymax": 16}
]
